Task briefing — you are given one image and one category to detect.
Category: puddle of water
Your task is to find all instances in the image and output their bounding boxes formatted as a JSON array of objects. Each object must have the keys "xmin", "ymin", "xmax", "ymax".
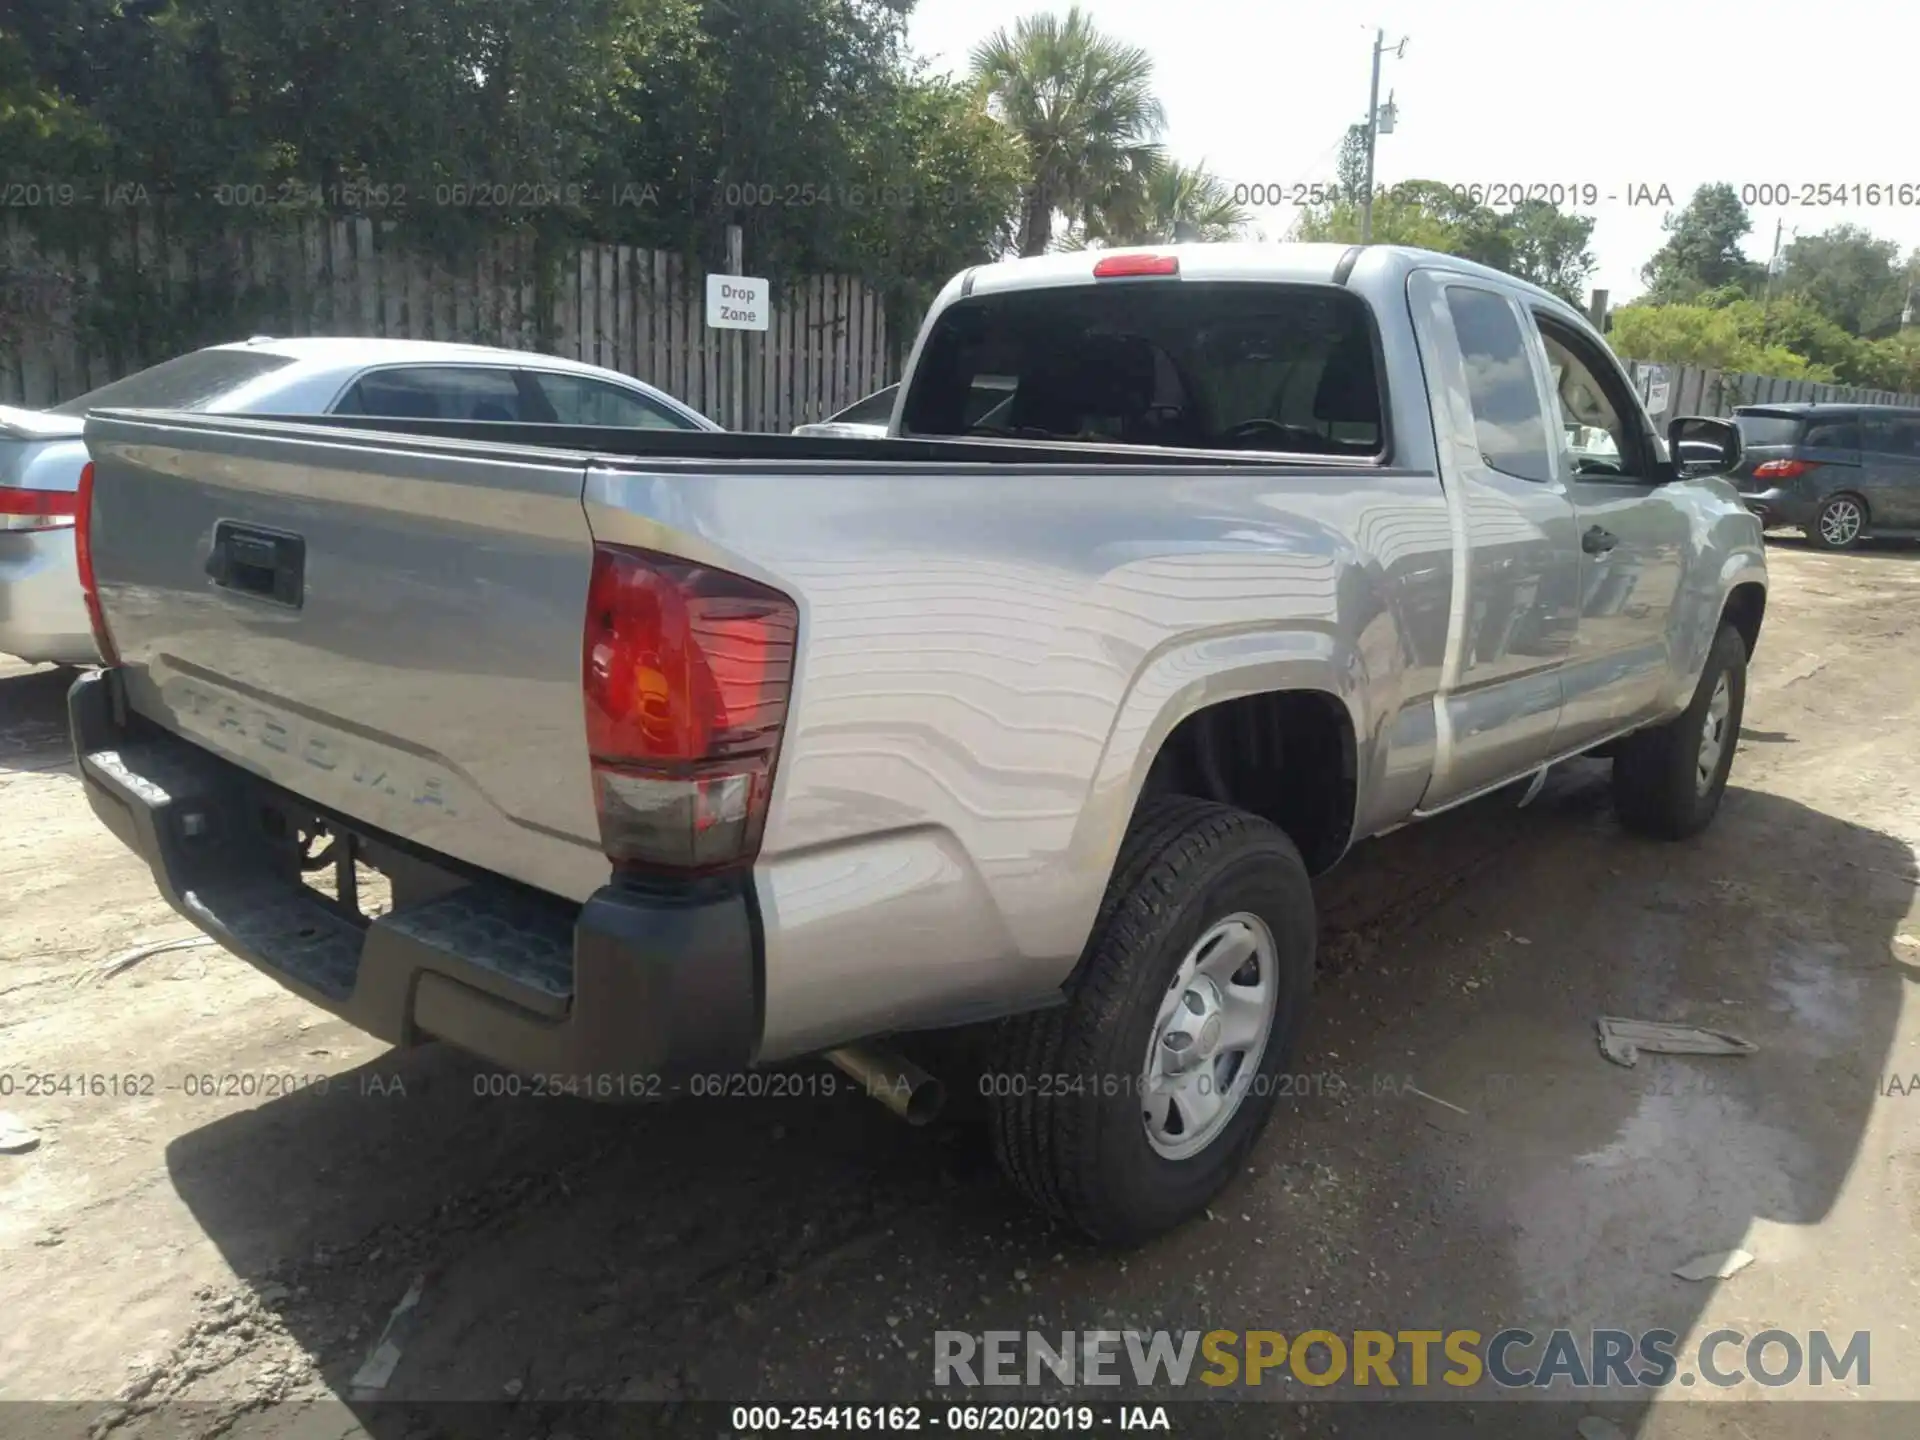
[
  {"xmin": 1767, "ymin": 937, "xmax": 1863, "ymax": 1052},
  {"xmin": 1504, "ymin": 1086, "xmax": 1803, "ymax": 1325}
]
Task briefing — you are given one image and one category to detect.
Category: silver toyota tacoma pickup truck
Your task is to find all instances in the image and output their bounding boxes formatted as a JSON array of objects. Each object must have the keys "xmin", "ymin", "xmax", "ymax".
[{"xmin": 68, "ymin": 243, "xmax": 1766, "ymax": 1245}]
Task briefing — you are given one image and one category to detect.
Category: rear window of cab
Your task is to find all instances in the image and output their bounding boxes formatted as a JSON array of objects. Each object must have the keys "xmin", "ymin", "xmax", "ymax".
[{"xmin": 899, "ymin": 282, "xmax": 1385, "ymax": 457}]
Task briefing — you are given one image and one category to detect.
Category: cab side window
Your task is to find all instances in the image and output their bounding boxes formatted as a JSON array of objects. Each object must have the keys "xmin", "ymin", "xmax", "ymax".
[{"xmin": 1444, "ymin": 286, "xmax": 1553, "ymax": 483}]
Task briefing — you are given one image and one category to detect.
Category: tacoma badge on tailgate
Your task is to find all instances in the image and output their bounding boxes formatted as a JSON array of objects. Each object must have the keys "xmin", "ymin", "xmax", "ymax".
[{"xmin": 167, "ymin": 677, "xmax": 467, "ymax": 819}]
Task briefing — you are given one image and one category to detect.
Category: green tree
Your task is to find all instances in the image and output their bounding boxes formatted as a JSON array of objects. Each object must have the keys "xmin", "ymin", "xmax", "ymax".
[
  {"xmin": 968, "ymin": 6, "xmax": 1166, "ymax": 256},
  {"xmin": 3, "ymin": 0, "xmax": 1029, "ymax": 366},
  {"xmin": 1774, "ymin": 225, "xmax": 1912, "ymax": 338},
  {"xmin": 1291, "ymin": 186, "xmax": 1461, "ymax": 253},
  {"xmin": 1855, "ymin": 331, "xmax": 1920, "ymax": 393},
  {"xmin": 1609, "ymin": 277, "xmax": 1920, "ymax": 389},
  {"xmin": 1077, "ymin": 158, "xmax": 1249, "ymax": 246},
  {"xmin": 1334, "ymin": 121, "xmax": 1369, "ymax": 205},
  {"xmin": 1502, "ymin": 199, "xmax": 1596, "ymax": 306},
  {"xmin": 1607, "ymin": 301, "xmax": 1836, "ymax": 380},
  {"xmin": 1640, "ymin": 183, "xmax": 1766, "ymax": 303},
  {"xmin": 837, "ymin": 67, "xmax": 1028, "ymax": 339},
  {"xmin": 1750, "ymin": 291, "xmax": 1865, "ymax": 376},
  {"xmin": 0, "ymin": 21, "xmax": 109, "ymax": 181},
  {"xmin": 1291, "ymin": 179, "xmax": 1593, "ymax": 302}
]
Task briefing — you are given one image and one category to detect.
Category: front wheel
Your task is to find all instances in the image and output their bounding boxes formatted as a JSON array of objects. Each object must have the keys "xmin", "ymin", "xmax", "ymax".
[
  {"xmin": 1612, "ymin": 623, "xmax": 1748, "ymax": 840},
  {"xmin": 1807, "ymin": 493, "xmax": 1868, "ymax": 551},
  {"xmin": 986, "ymin": 797, "xmax": 1314, "ymax": 1246}
]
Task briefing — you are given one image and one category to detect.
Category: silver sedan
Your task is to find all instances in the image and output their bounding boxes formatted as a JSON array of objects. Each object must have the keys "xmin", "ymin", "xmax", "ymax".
[{"xmin": 0, "ymin": 338, "xmax": 718, "ymax": 666}]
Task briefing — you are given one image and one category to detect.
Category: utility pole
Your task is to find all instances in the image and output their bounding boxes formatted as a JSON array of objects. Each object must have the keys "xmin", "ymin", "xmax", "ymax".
[
  {"xmin": 1761, "ymin": 219, "xmax": 1789, "ymax": 317},
  {"xmin": 1359, "ymin": 29, "xmax": 1407, "ymax": 244}
]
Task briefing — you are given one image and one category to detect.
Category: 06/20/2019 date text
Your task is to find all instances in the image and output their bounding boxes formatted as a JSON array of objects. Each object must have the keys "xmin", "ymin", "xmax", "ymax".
[{"xmin": 730, "ymin": 1406, "xmax": 1134, "ymax": 1432}]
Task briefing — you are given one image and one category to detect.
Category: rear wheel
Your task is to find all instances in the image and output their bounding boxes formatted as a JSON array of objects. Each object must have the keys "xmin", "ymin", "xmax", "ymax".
[
  {"xmin": 1807, "ymin": 493, "xmax": 1867, "ymax": 550},
  {"xmin": 1612, "ymin": 623, "xmax": 1747, "ymax": 840},
  {"xmin": 986, "ymin": 797, "xmax": 1314, "ymax": 1246}
]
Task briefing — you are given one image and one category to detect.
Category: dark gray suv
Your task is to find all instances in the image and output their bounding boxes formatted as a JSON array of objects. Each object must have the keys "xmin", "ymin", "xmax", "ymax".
[{"xmin": 1733, "ymin": 403, "xmax": 1920, "ymax": 550}]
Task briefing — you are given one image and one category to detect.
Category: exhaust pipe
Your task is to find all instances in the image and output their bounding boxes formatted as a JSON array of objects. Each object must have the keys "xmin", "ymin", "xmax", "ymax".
[{"xmin": 825, "ymin": 1044, "xmax": 947, "ymax": 1126}]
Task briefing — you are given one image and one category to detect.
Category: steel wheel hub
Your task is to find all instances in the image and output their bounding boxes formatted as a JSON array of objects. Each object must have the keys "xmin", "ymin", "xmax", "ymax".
[
  {"xmin": 1141, "ymin": 913, "xmax": 1278, "ymax": 1161},
  {"xmin": 1696, "ymin": 671, "xmax": 1731, "ymax": 795}
]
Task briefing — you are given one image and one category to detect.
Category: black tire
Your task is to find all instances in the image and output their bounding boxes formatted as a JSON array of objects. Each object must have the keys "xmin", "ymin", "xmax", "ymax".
[
  {"xmin": 1612, "ymin": 624, "xmax": 1747, "ymax": 840},
  {"xmin": 986, "ymin": 797, "xmax": 1314, "ymax": 1246},
  {"xmin": 1806, "ymin": 492, "xmax": 1868, "ymax": 551}
]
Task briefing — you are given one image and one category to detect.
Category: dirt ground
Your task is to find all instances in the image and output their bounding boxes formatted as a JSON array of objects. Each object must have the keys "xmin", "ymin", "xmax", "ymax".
[{"xmin": 3, "ymin": 538, "xmax": 1919, "ymax": 1439}]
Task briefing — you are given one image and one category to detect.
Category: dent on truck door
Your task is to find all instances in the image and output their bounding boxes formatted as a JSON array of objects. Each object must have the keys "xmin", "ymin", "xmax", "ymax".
[
  {"xmin": 1407, "ymin": 272, "xmax": 1581, "ymax": 810},
  {"xmin": 1526, "ymin": 310, "xmax": 1689, "ymax": 745}
]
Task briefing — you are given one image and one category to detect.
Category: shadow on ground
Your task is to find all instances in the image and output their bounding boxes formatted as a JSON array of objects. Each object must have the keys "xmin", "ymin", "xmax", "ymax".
[
  {"xmin": 0, "ymin": 664, "xmax": 78, "ymax": 776},
  {"xmin": 157, "ymin": 761, "xmax": 1914, "ymax": 1438},
  {"xmin": 1764, "ymin": 533, "xmax": 1920, "ymax": 560}
]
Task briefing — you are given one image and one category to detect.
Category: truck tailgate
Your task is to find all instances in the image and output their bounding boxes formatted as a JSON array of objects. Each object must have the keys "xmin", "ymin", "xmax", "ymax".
[{"xmin": 82, "ymin": 412, "xmax": 610, "ymax": 903}]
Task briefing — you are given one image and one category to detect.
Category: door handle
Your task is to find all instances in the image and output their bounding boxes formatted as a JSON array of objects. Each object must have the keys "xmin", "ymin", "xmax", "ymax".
[
  {"xmin": 208, "ymin": 522, "xmax": 306, "ymax": 607},
  {"xmin": 1582, "ymin": 525, "xmax": 1617, "ymax": 555}
]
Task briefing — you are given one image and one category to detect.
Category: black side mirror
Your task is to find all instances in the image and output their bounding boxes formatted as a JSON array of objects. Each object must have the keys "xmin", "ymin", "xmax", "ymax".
[{"xmin": 1668, "ymin": 415, "xmax": 1741, "ymax": 479}]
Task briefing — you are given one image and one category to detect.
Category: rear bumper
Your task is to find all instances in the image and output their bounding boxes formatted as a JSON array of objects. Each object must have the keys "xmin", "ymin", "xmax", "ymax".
[
  {"xmin": 0, "ymin": 525, "xmax": 98, "ymax": 665},
  {"xmin": 69, "ymin": 669, "xmax": 762, "ymax": 1088},
  {"xmin": 1737, "ymin": 487, "xmax": 1813, "ymax": 529}
]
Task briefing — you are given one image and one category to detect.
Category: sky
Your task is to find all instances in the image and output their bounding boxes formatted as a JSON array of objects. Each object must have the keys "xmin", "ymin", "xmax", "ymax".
[{"xmin": 905, "ymin": 0, "xmax": 1920, "ymax": 303}]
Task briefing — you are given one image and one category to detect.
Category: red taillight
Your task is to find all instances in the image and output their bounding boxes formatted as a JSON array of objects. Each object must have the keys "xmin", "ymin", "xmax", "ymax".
[
  {"xmin": 1752, "ymin": 458, "xmax": 1817, "ymax": 480},
  {"xmin": 1092, "ymin": 252, "xmax": 1179, "ymax": 278},
  {"xmin": 582, "ymin": 543, "xmax": 796, "ymax": 875},
  {"xmin": 74, "ymin": 461, "xmax": 119, "ymax": 665},
  {"xmin": 0, "ymin": 484, "xmax": 78, "ymax": 529}
]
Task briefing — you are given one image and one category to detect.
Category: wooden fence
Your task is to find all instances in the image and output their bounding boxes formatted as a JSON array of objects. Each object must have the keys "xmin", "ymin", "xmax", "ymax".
[
  {"xmin": 0, "ymin": 215, "xmax": 895, "ymax": 430},
  {"xmin": 7, "ymin": 212, "xmax": 1917, "ymax": 430},
  {"xmin": 1622, "ymin": 358, "xmax": 1919, "ymax": 419}
]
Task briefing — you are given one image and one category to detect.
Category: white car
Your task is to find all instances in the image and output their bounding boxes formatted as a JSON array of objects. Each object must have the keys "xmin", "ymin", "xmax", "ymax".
[{"xmin": 0, "ymin": 338, "xmax": 717, "ymax": 666}]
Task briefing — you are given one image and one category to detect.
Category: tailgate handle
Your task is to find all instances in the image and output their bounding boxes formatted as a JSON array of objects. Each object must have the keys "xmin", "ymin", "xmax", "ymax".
[{"xmin": 207, "ymin": 522, "xmax": 305, "ymax": 608}]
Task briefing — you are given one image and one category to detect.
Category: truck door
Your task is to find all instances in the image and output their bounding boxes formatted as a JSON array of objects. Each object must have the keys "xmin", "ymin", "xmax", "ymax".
[
  {"xmin": 1521, "ymin": 306, "xmax": 1691, "ymax": 748},
  {"xmin": 1407, "ymin": 271, "xmax": 1581, "ymax": 811}
]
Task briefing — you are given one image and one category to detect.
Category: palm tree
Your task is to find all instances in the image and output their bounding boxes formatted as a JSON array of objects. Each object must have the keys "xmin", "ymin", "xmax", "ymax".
[
  {"xmin": 1081, "ymin": 159, "xmax": 1250, "ymax": 247},
  {"xmin": 969, "ymin": 7, "xmax": 1166, "ymax": 256}
]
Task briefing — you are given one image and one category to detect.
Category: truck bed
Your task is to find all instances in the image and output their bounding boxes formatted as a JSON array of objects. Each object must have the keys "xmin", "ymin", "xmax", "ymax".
[
  {"xmin": 81, "ymin": 405, "xmax": 1453, "ymax": 1060},
  {"xmin": 242, "ymin": 411, "xmax": 1401, "ymax": 467}
]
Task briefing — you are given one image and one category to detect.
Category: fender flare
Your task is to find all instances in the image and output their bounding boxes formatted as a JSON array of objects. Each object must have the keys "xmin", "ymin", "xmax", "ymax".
[{"xmin": 1035, "ymin": 627, "xmax": 1370, "ymax": 965}]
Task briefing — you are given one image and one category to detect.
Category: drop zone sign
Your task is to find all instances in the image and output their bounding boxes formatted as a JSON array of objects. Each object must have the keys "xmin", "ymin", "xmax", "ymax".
[{"xmin": 706, "ymin": 275, "xmax": 770, "ymax": 331}]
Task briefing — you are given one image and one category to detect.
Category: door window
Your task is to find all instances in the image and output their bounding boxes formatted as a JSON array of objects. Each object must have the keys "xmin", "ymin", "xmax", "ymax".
[
  {"xmin": 1532, "ymin": 316, "xmax": 1648, "ymax": 480},
  {"xmin": 335, "ymin": 366, "xmax": 526, "ymax": 421},
  {"xmin": 1801, "ymin": 416, "xmax": 1859, "ymax": 453},
  {"xmin": 527, "ymin": 372, "xmax": 695, "ymax": 429},
  {"xmin": 1862, "ymin": 414, "xmax": 1920, "ymax": 460}
]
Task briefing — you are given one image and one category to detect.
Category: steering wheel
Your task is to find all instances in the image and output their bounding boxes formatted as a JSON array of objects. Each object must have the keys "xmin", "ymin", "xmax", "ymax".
[{"xmin": 1221, "ymin": 418, "xmax": 1321, "ymax": 451}]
